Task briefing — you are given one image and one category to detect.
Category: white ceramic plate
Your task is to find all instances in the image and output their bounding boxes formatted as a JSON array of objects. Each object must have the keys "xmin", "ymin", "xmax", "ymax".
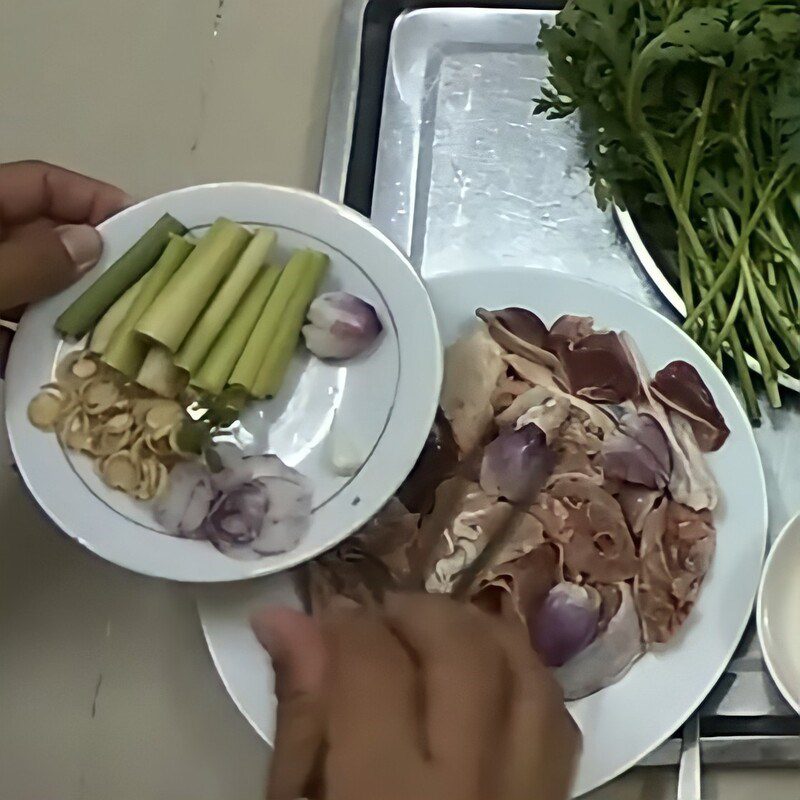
[
  {"xmin": 198, "ymin": 268, "xmax": 767, "ymax": 796},
  {"xmin": 5, "ymin": 183, "xmax": 442, "ymax": 582},
  {"xmin": 758, "ymin": 512, "xmax": 800, "ymax": 715}
]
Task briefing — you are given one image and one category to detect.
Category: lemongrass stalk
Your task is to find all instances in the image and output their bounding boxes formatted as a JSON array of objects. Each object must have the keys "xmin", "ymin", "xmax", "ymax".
[
  {"xmin": 88, "ymin": 277, "xmax": 146, "ymax": 355},
  {"xmin": 135, "ymin": 218, "xmax": 250, "ymax": 352},
  {"xmin": 102, "ymin": 234, "xmax": 194, "ymax": 376},
  {"xmin": 251, "ymin": 254, "xmax": 328, "ymax": 398},
  {"xmin": 56, "ymin": 214, "xmax": 186, "ymax": 337},
  {"xmin": 192, "ymin": 265, "xmax": 282, "ymax": 395},
  {"xmin": 228, "ymin": 250, "xmax": 322, "ymax": 392},
  {"xmin": 136, "ymin": 345, "xmax": 188, "ymax": 399},
  {"xmin": 174, "ymin": 228, "xmax": 276, "ymax": 375}
]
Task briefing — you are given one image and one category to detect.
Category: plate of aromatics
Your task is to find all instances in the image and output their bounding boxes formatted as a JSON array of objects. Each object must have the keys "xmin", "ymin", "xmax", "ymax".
[{"xmin": 5, "ymin": 183, "xmax": 441, "ymax": 581}]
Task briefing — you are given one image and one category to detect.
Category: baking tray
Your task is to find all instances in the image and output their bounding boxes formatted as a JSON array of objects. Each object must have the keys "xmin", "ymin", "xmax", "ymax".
[{"xmin": 320, "ymin": 0, "xmax": 800, "ymax": 768}]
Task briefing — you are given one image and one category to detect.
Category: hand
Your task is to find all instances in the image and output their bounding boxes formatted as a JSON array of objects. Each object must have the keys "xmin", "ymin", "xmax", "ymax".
[
  {"xmin": 252, "ymin": 594, "xmax": 581, "ymax": 800},
  {"xmin": 0, "ymin": 160, "xmax": 130, "ymax": 313}
]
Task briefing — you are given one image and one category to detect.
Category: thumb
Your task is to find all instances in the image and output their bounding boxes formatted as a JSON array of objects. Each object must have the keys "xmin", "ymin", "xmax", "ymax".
[
  {"xmin": 251, "ymin": 607, "xmax": 327, "ymax": 800},
  {"xmin": 0, "ymin": 224, "xmax": 102, "ymax": 311}
]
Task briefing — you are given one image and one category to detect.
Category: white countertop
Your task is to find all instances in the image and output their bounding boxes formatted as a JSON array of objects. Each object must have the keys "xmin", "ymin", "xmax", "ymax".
[{"xmin": 1, "ymin": 1, "xmax": 797, "ymax": 797}]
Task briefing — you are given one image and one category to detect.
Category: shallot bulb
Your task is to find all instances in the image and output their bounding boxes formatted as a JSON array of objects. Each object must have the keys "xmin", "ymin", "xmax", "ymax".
[
  {"xmin": 532, "ymin": 582, "xmax": 601, "ymax": 667},
  {"xmin": 302, "ymin": 292, "xmax": 383, "ymax": 360},
  {"xmin": 554, "ymin": 583, "xmax": 644, "ymax": 700},
  {"xmin": 479, "ymin": 422, "xmax": 555, "ymax": 503}
]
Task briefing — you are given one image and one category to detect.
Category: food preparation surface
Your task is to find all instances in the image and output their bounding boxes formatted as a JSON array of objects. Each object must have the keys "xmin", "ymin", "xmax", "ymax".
[
  {"xmin": 321, "ymin": 0, "xmax": 800, "ymax": 770},
  {"xmin": 2, "ymin": 0, "xmax": 799, "ymax": 798}
]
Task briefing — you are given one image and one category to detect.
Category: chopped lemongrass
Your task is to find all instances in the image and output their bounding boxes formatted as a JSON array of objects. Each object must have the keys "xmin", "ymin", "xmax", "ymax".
[
  {"xmin": 71, "ymin": 358, "xmax": 98, "ymax": 379},
  {"xmin": 28, "ymin": 391, "xmax": 65, "ymax": 430},
  {"xmin": 102, "ymin": 452, "xmax": 140, "ymax": 493},
  {"xmin": 82, "ymin": 380, "xmax": 121, "ymax": 414},
  {"xmin": 28, "ymin": 348, "xmax": 191, "ymax": 501}
]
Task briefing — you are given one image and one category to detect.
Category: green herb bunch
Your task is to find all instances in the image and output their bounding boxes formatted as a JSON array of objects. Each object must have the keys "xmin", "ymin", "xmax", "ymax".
[{"xmin": 536, "ymin": 0, "xmax": 800, "ymax": 419}]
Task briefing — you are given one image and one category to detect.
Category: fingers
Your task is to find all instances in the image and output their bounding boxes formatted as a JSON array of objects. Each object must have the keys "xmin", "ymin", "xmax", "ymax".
[
  {"xmin": 251, "ymin": 608, "xmax": 327, "ymax": 800},
  {"xmin": 321, "ymin": 606, "xmax": 426, "ymax": 796},
  {"xmin": 0, "ymin": 161, "xmax": 130, "ymax": 310},
  {"xmin": 488, "ymin": 613, "xmax": 582, "ymax": 800},
  {"xmin": 0, "ymin": 161, "xmax": 131, "ymax": 228},
  {"xmin": 383, "ymin": 594, "xmax": 512, "ymax": 796},
  {"xmin": 0, "ymin": 326, "xmax": 11, "ymax": 380},
  {"xmin": 0, "ymin": 222, "xmax": 102, "ymax": 311}
]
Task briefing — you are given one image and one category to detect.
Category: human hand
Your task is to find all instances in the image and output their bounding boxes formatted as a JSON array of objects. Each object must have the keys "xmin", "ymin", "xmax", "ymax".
[
  {"xmin": 252, "ymin": 593, "xmax": 581, "ymax": 800},
  {"xmin": 0, "ymin": 160, "xmax": 130, "ymax": 313}
]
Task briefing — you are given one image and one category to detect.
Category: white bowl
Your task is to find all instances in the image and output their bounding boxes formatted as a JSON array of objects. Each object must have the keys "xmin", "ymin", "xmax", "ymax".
[
  {"xmin": 757, "ymin": 511, "xmax": 800, "ymax": 714},
  {"xmin": 5, "ymin": 183, "xmax": 442, "ymax": 582}
]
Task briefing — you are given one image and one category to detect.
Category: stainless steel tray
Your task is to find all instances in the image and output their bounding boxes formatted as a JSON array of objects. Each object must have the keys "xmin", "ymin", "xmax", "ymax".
[{"xmin": 321, "ymin": 0, "xmax": 800, "ymax": 770}]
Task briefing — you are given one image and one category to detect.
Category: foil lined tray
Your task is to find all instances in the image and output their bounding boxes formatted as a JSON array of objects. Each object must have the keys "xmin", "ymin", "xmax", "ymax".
[{"xmin": 321, "ymin": 0, "xmax": 800, "ymax": 768}]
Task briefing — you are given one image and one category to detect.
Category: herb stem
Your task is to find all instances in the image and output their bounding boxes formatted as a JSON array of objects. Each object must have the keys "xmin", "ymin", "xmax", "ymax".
[
  {"xmin": 683, "ymin": 171, "xmax": 786, "ymax": 330},
  {"xmin": 709, "ymin": 271, "xmax": 745, "ymax": 355},
  {"xmin": 681, "ymin": 70, "xmax": 717, "ymax": 208}
]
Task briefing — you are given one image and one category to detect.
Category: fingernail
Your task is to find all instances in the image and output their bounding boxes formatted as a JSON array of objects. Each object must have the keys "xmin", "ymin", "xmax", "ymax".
[{"xmin": 56, "ymin": 224, "xmax": 102, "ymax": 274}]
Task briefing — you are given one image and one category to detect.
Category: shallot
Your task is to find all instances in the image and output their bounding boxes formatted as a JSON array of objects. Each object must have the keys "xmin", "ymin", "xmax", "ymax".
[
  {"xmin": 480, "ymin": 422, "xmax": 555, "ymax": 503},
  {"xmin": 302, "ymin": 292, "xmax": 382, "ymax": 360},
  {"xmin": 532, "ymin": 582, "xmax": 601, "ymax": 667}
]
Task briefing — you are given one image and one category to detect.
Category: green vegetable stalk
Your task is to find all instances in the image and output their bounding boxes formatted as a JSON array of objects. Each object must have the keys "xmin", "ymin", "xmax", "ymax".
[
  {"xmin": 135, "ymin": 218, "xmax": 251, "ymax": 352},
  {"xmin": 175, "ymin": 228, "xmax": 277, "ymax": 375},
  {"xmin": 536, "ymin": 0, "xmax": 800, "ymax": 419},
  {"xmin": 136, "ymin": 345, "xmax": 188, "ymax": 399},
  {"xmin": 192, "ymin": 264, "xmax": 282, "ymax": 395},
  {"xmin": 102, "ymin": 234, "xmax": 195, "ymax": 376},
  {"xmin": 250, "ymin": 253, "xmax": 328, "ymax": 398},
  {"xmin": 228, "ymin": 250, "xmax": 325, "ymax": 393},
  {"xmin": 56, "ymin": 213, "xmax": 186, "ymax": 337},
  {"xmin": 88, "ymin": 276, "xmax": 146, "ymax": 355}
]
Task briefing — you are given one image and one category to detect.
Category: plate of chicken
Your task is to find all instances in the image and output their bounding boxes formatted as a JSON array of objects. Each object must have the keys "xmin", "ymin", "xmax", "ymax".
[{"xmin": 198, "ymin": 267, "xmax": 766, "ymax": 796}]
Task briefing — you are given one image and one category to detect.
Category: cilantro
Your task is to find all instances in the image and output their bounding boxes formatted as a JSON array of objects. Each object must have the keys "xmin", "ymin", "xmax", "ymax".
[{"xmin": 536, "ymin": 0, "xmax": 800, "ymax": 420}]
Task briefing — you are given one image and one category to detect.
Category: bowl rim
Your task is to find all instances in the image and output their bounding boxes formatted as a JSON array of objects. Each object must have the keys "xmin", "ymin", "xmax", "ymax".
[{"xmin": 757, "ymin": 509, "xmax": 800, "ymax": 715}]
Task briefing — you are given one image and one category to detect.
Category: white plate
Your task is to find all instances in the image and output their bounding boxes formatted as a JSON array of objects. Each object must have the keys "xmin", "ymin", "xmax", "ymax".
[
  {"xmin": 758, "ymin": 511, "xmax": 800, "ymax": 715},
  {"xmin": 198, "ymin": 268, "xmax": 767, "ymax": 796},
  {"xmin": 5, "ymin": 183, "xmax": 442, "ymax": 582}
]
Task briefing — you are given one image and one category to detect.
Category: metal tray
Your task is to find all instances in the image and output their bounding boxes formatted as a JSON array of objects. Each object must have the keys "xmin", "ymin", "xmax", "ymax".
[{"xmin": 320, "ymin": 0, "xmax": 800, "ymax": 771}]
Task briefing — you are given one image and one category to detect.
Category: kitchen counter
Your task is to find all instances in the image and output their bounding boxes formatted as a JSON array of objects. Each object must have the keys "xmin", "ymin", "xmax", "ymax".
[{"xmin": 1, "ymin": 1, "xmax": 797, "ymax": 797}]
